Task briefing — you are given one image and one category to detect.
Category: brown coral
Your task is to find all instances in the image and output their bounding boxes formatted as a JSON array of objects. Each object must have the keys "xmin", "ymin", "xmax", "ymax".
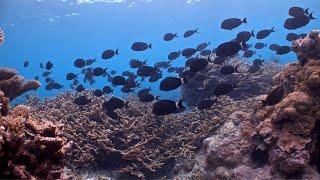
[
  {"xmin": 0, "ymin": 90, "xmax": 9, "ymax": 116},
  {"xmin": 0, "ymin": 67, "xmax": 41, "ymax": 101}
]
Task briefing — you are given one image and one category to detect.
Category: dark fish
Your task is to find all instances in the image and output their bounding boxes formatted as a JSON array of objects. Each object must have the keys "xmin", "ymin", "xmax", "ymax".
[
  {"xmin": 101, "ymin": 49, "xmax": 119, "ymax": 60},
  {"xmin": 42, "ymin": 71, "xmax": 52, "ymax": 77},
  {"xmin": 299, "ymin": 33, "xmax": 307, "ymax": 38},
  {"xmin": 72, "ymin": 78, "xmax": 79, "ymax": 86},
  {"xmin": 24, "ymin": 60, "xmax": 29, "ymax": 68},
  {"xmin": 289, "ymin": 7, "xmax": 309, "ymax": 18},
  {"xmin": 154, "ymin": 61, "xmax": 171, "ymax": 69},
  {"xmin": 220, "ymin": 65, "xmax": 235, "ymax": 75},
  {"xmin": 236, "ymin": 30, "xmax": 254, "ymax": 42},
  {"xmin": 139, "ymin": 93, "xmax": 158, "ymax": 102},
  {"xmin": 121, "ymin": 86, "xmax": 134, "ymax": 93},
  {"xmin": 216, "ymin": 41, "xmax": 245, "ymax": 57},
  {"xmin": 40, "ymin": 63, "xmax": 44, "ymax": 69},
  {"xmin": 152, "ymin": 100, "xmax": 185, "ymax": 115},
  {"xmin": 262, "ymin": 85, "xmax": 284, "ymax": 106},
  {"xmin": 213, "ymin": 56, "xmax": 227, "ymax": 64},
  {"xmin": 168, "ymin": 51, "xmax": 181, "ymax": 61},
  {"xmin": 164, "ymin": 33, "xmax": 178, "ymax": 41},
  {"xmin": 184, "ymin": 28, "xmax": 199, "ymax": 38},
  {"xmin": 66, "ymin": 73, "xmax": 77, "ymax": 80},
  {"xmin": 189, "ymin": 58, "xmax": 208, "ymax": 72},
  {"xmin": 254, "ymin": 42, "xmax": 267, "ymax": 49},
  {"xmin": 112, "ymin": 75, "xmax": 126, "ymax": 85},
  {"xmin": 102, "ymin": 97, "xmax": 128, "ymax": 111},
  {"xmin": 243, "ymin": 50, "xmax": 255, "ymax": 58},
  {"xmin": 130, "ymin": 59, "xmax": 146, "ymax": 68},
  {"xmin": 221, "ymin": 18, "xmax": 247, "ymax": 30},
  {"xmin": 284, "ymin": 14, "xmax": 315, "ymax": 30},
  {"xmin": 197, "ymin": 99, "xmax": 216, "ymax": 110},
  {"xmin": 167, "ymin": 67, "xmax": 176, "ymax": 73},
  {"xmin": 76, "ymin": 84, "xmax": 85, "ymax": 92},
  {"xmin": 253, "ymin": 59, "xmax": 264, "ymax": 66},
  {"xmin": 256, "ymin": 28, "xmax": 275, "ymax": 39},
  {"xmin": 45, "ymin": 82, "xmax": 63, "ymax": 91},
  {"xmin": 86, "ymin": 58, "xmax": 96, "ymax": 66},
  {"xmin": 179, "ymin": 69, "xmax": 196, "ymax": 79},
  {"xmin": 175, "ymin": 67, "xmax": 185, "ymax": 74},
  {"xmin": 200, "ymin": 49, "xmax": 212, "ymax": 56},
  {"xmin": 74, "ymin": 58, "xmax": 86, "ymax": 68},
  {"xmin": 286, "ymin": 33, "xmax": 300, "ymax": 42},
  {"xmin": 160, "ymin": 77, "xmax": 187, "ymax": 91},
  {"xmin": 93, "ymin": 67, "xmax": 107, "ymax": 76},
  {"xmin": 269, "ymin": 44, "xmax": 280, "ymax": 51},
  {"xmin": 94, "ymin": 89, "xmax": 104, "ymax": 97},
  {"xmin": 34, "ymin": 76, "xmax": 39, "ymax": 81},
  {"xmin": 74, "ymin": 95, "xmax": 91, "ymax": 105},
  {"xmin": 131, "ymin": 42, "xmax": 152, "ymax": 51},
  {"xmin": 197, "ymin": 42, "xmax": 210, "ymax": 51},
  {"xmin": 214, "ymin": 83, "xmax": 234, "ymax": 96},
  {"xmin": 276, "ymin": 46, "xmax": 291, "ymax": 55},
  {"xmin": 149, "ymin": 72, "xmax": 162, "ymax": 82},
  {"xmin": 106, "ymin": 110, "xmax": 120, "ymax": 120},
  {"xmin": 46, "ymin": 61, "xmax": 53, "ymax": 70},
  {"xmin": 138, "ymin": 87, "xmax": 151, "ymax": 97},
  {"xmin": 248, "ymin": 65, "xmax": 261, "ymax": 73},
  {"xmin": 110, "ymin": 70, "xmax": 117, "ymax": 75},
  {"xmin": 122, "ymin": 71, "xmax": 136, "ymax": 78},
  {"xmin": 45, "ymin": 77, "xmax": 53, "ymax": 83},
  {"xmin": 137, "ymin": 65, "xmax": 158, "ymax": 77},
  {"xmin": 185, "ymin": 57, "xmax": 197, "ymax": 67},
  {"xmin": 182, "ymin": 48, "xmax": 198, "ymax": 58},
  {"xmin": 103, "ymin": 85, "xmax": 113, "ymax": 94}
]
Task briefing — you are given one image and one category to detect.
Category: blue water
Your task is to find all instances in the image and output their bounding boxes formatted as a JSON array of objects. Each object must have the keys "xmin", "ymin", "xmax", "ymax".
[{"xmin": 0, "ymin": 0, "xmax": 319, "ymax": 102}]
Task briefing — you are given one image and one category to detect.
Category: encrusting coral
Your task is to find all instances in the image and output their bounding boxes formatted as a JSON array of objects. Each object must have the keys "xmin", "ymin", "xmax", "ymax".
[{"xmin": 0, "ymin": 67, "xmax": 41, "ymax": 101}]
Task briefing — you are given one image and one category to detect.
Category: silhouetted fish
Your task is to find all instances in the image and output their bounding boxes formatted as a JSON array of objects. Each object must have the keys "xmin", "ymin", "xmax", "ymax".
[
  {"xmin": 103, "ymin": 85, "xmax": 113, "ymax": 94},
  {"xmin": 236, "ymin": 30, "xmax": 254, "ymax": 42},
  {"xmin": 101, "ymin": 49, "xmax": 119, "ymax": 60},
  {"xmin": 197, "ymin": 42, "xmax": 210, "ymax": 51},
  {"xmin": 94, "ymin": 89, "xmax": 104, "ymax": 97},
  {"xmin": 189, "ymin": 58, "xmax": 208, "ymax": 72},
  {"xmin": 112, "ymin": 75, "xmax": 126, "ymax": 85},
  {"xmin": 76, "ymin": 84, "xmax": 85, "ymax": 92},
  {"xmin": 168, "ymin": 51, "xmax": 181, "ymax": 61},
  {"xmin": 269, "ymin": 44, "xmax": 280, "ymax": 51},
  {"xmin": 220, "ymin": 65, "xmax": 235, "ymax": 75},
  {"xmin": 255, "ymin": 42, "xmax": 267, "ymax": 49},
  {"xmin": 139, "ymin": 93, "xmax": 158, "ymax": 102},
  {"xmin": 221, "ymin": 18, "xmax": 247, "ymax": 30},
  {"xmin": 66, "ymin": 73, "xmax": 77, "ymax": 80},
  {"xmin": 213, "ymin": 56, "xmax": 227, "ymax": 64},
  {"xmin": 74, "ymin": 95, "xmax": 91, "ymax": 105},
  {"xmin": 130, "ymin": 59, "xmax": 146, "ymax": 68},
  {"xmin": 164, "ymin": 32, "xmax": 178, "ymax": 41},
  {"xmin": 286, "ymin": 33, "xmax": 300, "ymax": 42},
  {"xmin": 131, "ymin": 42, "xmax": 152, "ymax": 51},
  {"xmin": 184, "ymin": 28, "xmax": 199, "ymax": 38},
  {"xmin": 102, "ymin": 97, "xmax": 128, "ymax": 111},
  {"xmin": 200, "ymin": 49, "xmax": 212, "ymax": 56},
  {"xmin": 276, "ymin": 46, "xmax": 291, "ymax": 55},
  {"xmin": 46, "ymin": 61, "xmax": 53, "ymax": 70},
  {"xmin": 256, "ymin": 28, "xmax": 275, "ymax": 39},
  {"xmin": 216, "ymin": 41, "xmax": 245, "ymax": 57},
  {"xmin": 289, "ymin": 7, "xmax": 309, "ymax": 18},
  {"xmin": 24, "ymin": 60, "xmax": 29, "ymax": 68},
  {"xmin": 137, "ymin": 65, "xmax": 158, "ymax": 77},
  {"xmin": 197, "ymin": 99, "xmax": 216, "ymax": 110},
  {"xmin": 243, "ymin": 50, "xmax": 255, "ymax": 58},
  {"xmin": 182, "ymin": 48, "xmax": 198, "ymax": 58},
  {"xmin": 152, "ymin": 100, "xmax": 185, "ymax": 115},
  {"xmin": 214, "ymin": 83, "xmax": 234, "ymax": 96},
  {"xmin": 262, "ymin": 85, "xmax": 284, "ymax": 106},
  {"xmin": 160, "ymin": 77, "xmax": 187, "ymax": 91},
  {"xmin": 93, "ymin": 67, "xmax": 107, "ymax": 77},
  {"xmin": 74, "ymin": 58, "xmax": 86, "ymax": 68}
]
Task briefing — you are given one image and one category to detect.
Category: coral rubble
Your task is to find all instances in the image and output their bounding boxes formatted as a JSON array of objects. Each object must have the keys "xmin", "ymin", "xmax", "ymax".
[{"xmin": 0, "ymin": 67, "xmax": 41, "ymax": 101}]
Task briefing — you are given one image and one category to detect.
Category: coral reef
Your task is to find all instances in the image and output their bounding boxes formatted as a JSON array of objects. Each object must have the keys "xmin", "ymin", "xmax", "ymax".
[
  {"xmin": 26, "ymin": 90, "xmax": 253, "ymax": 179},
  {"xmin": 181, "ymin": 56, "xmax": 282, "ymax": 107},
  {"xmin": 0, "ymin": 67, "xmax": 41, "ymax": 101},
  {"xmin": 0, "ymin": 102, "xmax": 71, "ymax": 179}
]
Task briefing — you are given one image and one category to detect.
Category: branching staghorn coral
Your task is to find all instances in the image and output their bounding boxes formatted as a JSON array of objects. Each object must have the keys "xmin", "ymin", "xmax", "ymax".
[{"xmin": 0, "ymin": 67, "xmax": 41, "ymax": 101}]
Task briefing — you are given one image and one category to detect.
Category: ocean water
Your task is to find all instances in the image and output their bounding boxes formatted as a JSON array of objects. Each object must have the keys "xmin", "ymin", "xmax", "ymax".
[{"xmin": 0, "ymin": 0, "xmax": 319, "ymax": 102}]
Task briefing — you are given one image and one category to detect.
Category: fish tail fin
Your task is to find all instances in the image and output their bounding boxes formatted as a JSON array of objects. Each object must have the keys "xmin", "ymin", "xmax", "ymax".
[
  {"xmin": 305, "ymin": 8, "xmax": 309, "ymax": 15},
  {"xmin": 155, "ymin": 96, "xmax": 160, "ymax": 100},
  {"xmin": 254, "ymin": 50, "xmax": 256, "ymax": 54},
  {"xmin": 243, "ymin": 18, "xmax": 247, "ymax": 23},
  {"xmin": 195, "ymin": 28, "xmax": 199, "ymax": 33},
  {"xmin": 115, "ymin": 49, "xmax": 119, "ymax": 55},
  {"xmin": 174, "ymin": 33, "xmax": 178, "ymax": 37},
  {"xmin": 251, "ymin": 30, "xmax": 255, "ymax": 37},
  {"xmin": 176, "ymin": 100, "xmax": 185, "ymax": 109},
  {"xmin": 271, "ymin": 27, "xmax": 275, "ymax": 32},
  {"xmin": 125, "ymin": 101, "xmax": 129, "ymax": 108},
  {"xmin": 208, "ymin": 41, "xmax": 211, "ymax": 45},
  {"xmin": 181, "ymin": 78, "xmax": 188, "ymax": 84},
  {"xmin": 143, "ymin": 60, "xmax": 147, "ymax": 64},
  {"xmin": 149, "ymin": 44, "xmax": 152, "ymax": 49},
  {"xmin": 309, "ymin": 12, "xmax": 316, "ymax": 19}
]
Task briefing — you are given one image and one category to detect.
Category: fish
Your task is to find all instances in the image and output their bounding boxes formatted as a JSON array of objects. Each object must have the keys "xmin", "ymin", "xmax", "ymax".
[
  {"xmin": 196, "ymin": 42, "xmax": 210, "ymax": 51},
  {"xmin": 221, "ymin": 18, "xmax": 247, "ymax": 30},
  {"xmin": 289, "ymin": 7, "xmax": 309, "ymax": 18},
  {"xmin": 160, "ymin": 77, "xmax": 187, "ymax": 91},
  {"xmin": 184, "ymin": 28, "xmax": 199, "ymax": 38},
  {"xmin": 46, "ymin": 61, "xmax": 53, "ymax": 70},
  {"xmin": 42, "ymin": 71, "xmax": 52, "ymax": 77},
  {"xmin": 101, "ymin": 49, "xmax": 119, "ymax": 60},
  {"xmin": 72, "ymin": 78, "xmax": 79, "ymax": 86},
  {"xmin": 248, "ymin": 65, "xmax": 261, "ymax": 73},
  {"xmin": 152, "ymin": 100, "xmax": 185, "ymax": 115},
  {"xmin": 149, "ymin": 72, "xmax": 162, "ymax": 82},
  {"xmin": 112, "ymin": 75, "xmax": 126, "ymax": 85},
  {"xmin": 40, "ymin": 63, "xmax": 44, "ymax": 69},
  {"xmin": 175, "ymin": 67, "xmax": 185, "ymax": 74},
  {"xmin": 216, "ymin": 41, "xmax": 245, "ymax": 57},
  {"xmin": 253, "ymin": 59, "xmax": 264, "ymax": 66},
  {"xmin": 137, "ymin": 65, "xmax": 158, "ymax": 77},
  {"xmin": 214, "ymin": 83, "xmax": 235, "ymax": 96},
  {"xmin": 0, "ymin": 28, "xmax": 4, "ymax": 45},
  {"xmin": 182, "ymin": 48, "xmax": 198, "ymax": 58},
  {"xmin": 254, "ymin": 42, "xmax": 267, "ymax": 49},
  {"xmin": 106, "ymin": 109, "xmax": 120, "ymax": 120},
  {"xmin": 284, "ymin": 13, "xmax": 315, "ymax": 30},
  {"xmin": 110, "ymin": 70, "xmax": 117, "ymax": 75},
  {"xmin": 139, "ymin": 93, "xmax": 158, "ymax": 102},
  {"xmin": 154, "ymin": 61, "xmax": 171, "ymax": 69},
  {"xmin": 102, "ymin": 97, "xmax": 128, "ymax": 111},
  {"xmin": 34, "ymin": 76, "xmax": 39, "ymax": 81},
  {"xmin": 168, "ymin": 51, "xmax": 181, "ymax": 61},
  {"xmin": 299, "ymin": 33, "xmax": 307, "ymax": 38},
  {"xmin": 76, "ymin": 84, "xmax": 85, "ymax": 92},
  {"xmin": 167, "ymin": 67, "xmax": 176, "ymax": 73},
  {"xmin": 243, "ymin": 50, "xmax": 255, "ymax": 58},
  {"xmin": 66, "ymin": 73, "xmax": 77, "ymax": 80},
  {"xmin": 93, "ymin": 89, "xmax": 104, "ymax": 97},
  {"xmin": 185, "ymin": 57, "xmax": 197, "ymax": 67},
  {"xmin": 189, "ymin": 58, "xmax": 208, "ymax": 72},
  {"xmin": 131, "ymin": 42, "xmax": 152, "ymax": 51},
  {"xmin": 286, "ymin": 33, "xmax": 300, "ymax": 42},
  {"xmin": 24, "ymin": 60, "xmax": 29, "ymax": 68},
  {"xmin": 262, "ymin": 85, "xmax": 284, "ymax": 106},
  {"xmin": 45, "ymin": 77, "xmax": 53, "ymax": 83},
  {"xmin": 269, "ymin": 44, "xmax": 280, "ymax": 51},
  {"xmin": 179, "ymin": 69, "xmax": 196, "ymax": 79},
  {"xmin": 220, "ymin": 65, "xmax": 235, "ymax": 75},
  {"xmin": 121, "ymin": 86, "xmax": 134, "ymax": 93},
  {"xmin": 213, "ymin": 56, "xmax": 227, "ymax": 64},
  {"xmin": 200, "ymin": 49, "xmax": 212, "ymax": 56},
  {"xmin": 86, "ymin": 58, "xmax": 96, "ymax": 66},
  {"xmin": 103, "ymin": 85, "xmax": 113, "ymax": 94},
  {"xmin": 45, "ymin": 82, "xmax": 63, "ymax": 91},
  {"xmin": 93, "ymin": 67, "xmax": 107, "ymax": 77},
  {"xmin": 74, "ymin": 95, "xmax": 91, "ymax": 105},
  {"xmin": 122, "ymin": 71, "xmax": 136, "ymax": 78},
  {"xmin": 256, "ymin": 28, "xmax": 275, "ymax": 39},
  {"xmin": 130, "ymin": 59, "xmax": 146, "ymax": 68},
  {"xmin": 138, "ymin": 88, "xmax": 151, "ymax": 97},
  {"xmin": 74, "ymin": 58, "xmax": 86, "ymax": 68},
  {"xmin": 197, "ymin": 99, "xmax": 216, "ymax": 110},
  {"xmin": 236, "ymin": 30, "xmax": 254, "ymax": 42},
  {"xmin": 276, "ymin": 46, "xmax": 291, "ymax": 55},
  {"xmin": 164, "ymin": 33, "xmax": 178, "ymax": 41}
]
